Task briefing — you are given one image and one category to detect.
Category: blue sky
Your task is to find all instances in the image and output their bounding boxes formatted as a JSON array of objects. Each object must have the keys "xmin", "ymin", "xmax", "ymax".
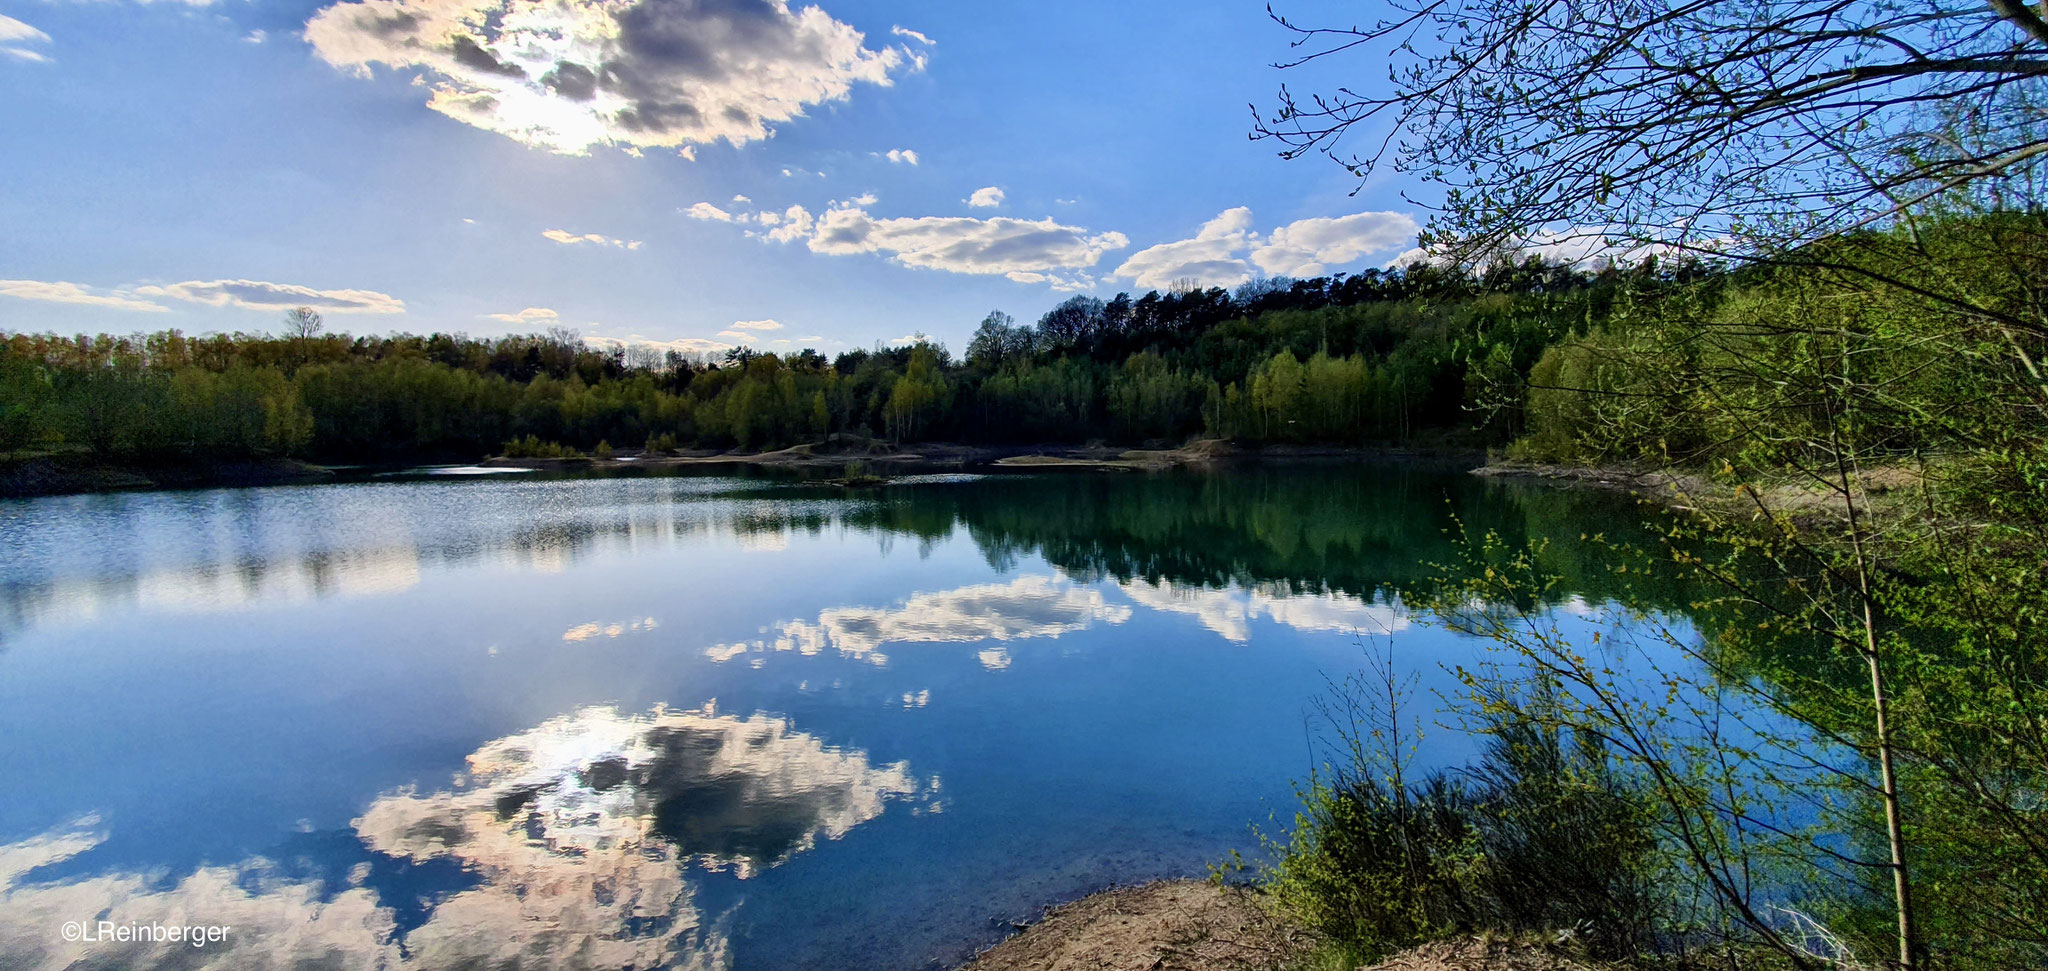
[{"xmin": 0, "ymin": 0, "xmax": 1423, "ymax": 355}]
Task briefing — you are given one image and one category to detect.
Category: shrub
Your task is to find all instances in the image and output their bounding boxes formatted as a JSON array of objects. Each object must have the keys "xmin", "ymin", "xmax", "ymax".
[
  {"xmin": 502, "ymin": 435, "xmax": 583, "ymax": 459},
  {"xmin": 1258, "ymin": 669, "xmax": 1662, "ymax": 961}
]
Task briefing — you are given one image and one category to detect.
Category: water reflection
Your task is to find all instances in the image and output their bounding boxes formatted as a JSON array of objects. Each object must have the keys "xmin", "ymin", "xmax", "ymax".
[
  {"xmin": 0, "ymin": 466, "xmax": 1692, "ymax": 645},
  {"xmin": 0, "ymin": 821, "xmax": 400, "ymax": 971},
  {"xmin": 1118, "ymin": 579, "xmax": 1408, "ymax": 643},
  {"xmin": 0, "ymin": 478, "xmax": 775, "ymax": 641},
  {"xmin": 0, "ymin": 465, "xmax": 1704, "ymax": 970},
  {"xmin": 564, "ymin": 617, "xmax": 662, "ymax": 642},
  {"xmin": 0, "ymin": 703, "xmax": 927, "ymax": 971},
  {"xmin": 707, "ymin": 574, "xmax": 1411, "ymax": 670},
  {"xmin": 708, "ymin": 575, "xmax": 1132, "ymax": 667}
]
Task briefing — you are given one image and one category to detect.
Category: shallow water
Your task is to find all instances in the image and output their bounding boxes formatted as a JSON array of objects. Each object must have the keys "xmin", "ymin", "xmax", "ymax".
[{"xmin": 0, "ymin": 463, "xmax": 1675, "ymax": 970}]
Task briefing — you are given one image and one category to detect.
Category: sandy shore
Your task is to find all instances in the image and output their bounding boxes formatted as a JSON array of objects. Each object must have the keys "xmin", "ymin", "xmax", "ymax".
[
  {"xmin": 958, "ymin": 880, "xmax": 1608, "ymax": 971},
  {"xmin": 959, "ymin": 881, "xmax": 1314, "ymax": 971}
]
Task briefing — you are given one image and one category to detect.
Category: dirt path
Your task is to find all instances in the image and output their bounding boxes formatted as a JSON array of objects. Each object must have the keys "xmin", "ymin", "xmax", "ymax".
[{"xmin": 960, "ymin": 881, "xmax": 1316, "ymax": 971}]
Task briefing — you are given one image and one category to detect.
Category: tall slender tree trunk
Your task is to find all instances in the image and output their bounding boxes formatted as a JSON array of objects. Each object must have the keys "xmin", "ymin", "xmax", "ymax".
[
  {"xmin": 1860, "ymin": 604, "xmax": 1917, "ymax": 971},
  {"xmin": 1833, "ymin": 349, "xmax": 1919, "ymax": 971},
  {"xmin": 1850, "ymin": 528, "xmax": 1917, "ymax": 971}
]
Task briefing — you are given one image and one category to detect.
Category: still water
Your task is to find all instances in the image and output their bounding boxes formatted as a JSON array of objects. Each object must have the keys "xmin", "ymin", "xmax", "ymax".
[{"xmin": 0, "ymin": 463, "xmax": 1667, "ymax": 969}]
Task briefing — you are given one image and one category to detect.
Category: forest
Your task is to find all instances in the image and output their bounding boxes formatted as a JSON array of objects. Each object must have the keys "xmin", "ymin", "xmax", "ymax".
[{"xmin": 0, "ymin": 258, "xmax": 1647, "ymax": 462}]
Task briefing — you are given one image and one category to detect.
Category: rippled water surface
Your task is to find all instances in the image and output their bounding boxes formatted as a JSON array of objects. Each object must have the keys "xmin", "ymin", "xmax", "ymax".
[{"xmin": 0, "ymin": 464, "xmax": 1666, "ymax": 969}]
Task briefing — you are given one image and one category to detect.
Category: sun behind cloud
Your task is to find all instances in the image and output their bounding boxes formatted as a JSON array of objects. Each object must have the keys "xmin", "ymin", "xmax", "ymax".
[{"xmin": 304, "ymin": 0, "xmax": 926, "ymax": 156}]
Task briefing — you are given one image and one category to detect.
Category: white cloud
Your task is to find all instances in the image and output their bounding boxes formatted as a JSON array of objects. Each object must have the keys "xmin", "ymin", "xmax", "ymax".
[
  {"xmin": 705, "ymin": 194, "xmax": 1126, "ymax": 289},
  {"xmin": 966, "ymin": 186, "xmax": 1004, "ymax": 208},
  {"xmin": 1112, "ymin": 207, "xmax": 1258, "ymax": 290},
  {"xmin": 583, "ymin": 333, "xmax": 733, "ymax": 356},
  {"xmin": 890, "ymin": 25, "xmax": 933, "ymax": 45},
  {"xmin": 686, "ymin": 201, "xmax": 813, "ymax": 230},
  {"xmin": 0, "ymin": 14, "xmax": 51, "ymax": 62},
  {"xmin": 764, "ymin": 204, "xmax": 814, "ymax": 242},
  {"xmin": 482, "ymin": 306, "xmax": 559, "ymax": 324},
  {"xmin": 305, "ymin": 0, "xmax": 916, "ymax": 156},
  {"xmin": 1, "ymin": 15, "xmax": 49, "ymax": 44},
  {"xmin": 0, "ymin": 15, "xmax": 48, "ymax": 40},
  {"xmin": 133, "ymin": 279, "xmax": 406, "ymax": 314},
  {"xmin": 1251, "ymin": 211, "xmax": 1419, "ymax": 277},
  {"xmin": 684, "ymin": 202, "xmax": 736, "ymax": 222},
  {"xmin": 883, "ymin": 148, "xmax": 918, "ymax": 165},
  {"xmin": 0, "ymin": 279, "xmax": 166, "ymax": 313},
  {"xmin": 731, "ymin": 193, "xmax": 751, "ymax": 204},
  {"xmin": 1115, "ymin": 208, "xmax": 1419, "ymax": 289},
  {"xmin": 727, "ymin": 319, "xmax": 783, "ymax": 332},
  {"xmin": 542, "ymin": 228, "xmax": 641, "ymax": 249},
  {"xmin": 800, "ymin": 204, "xmax": 1125, "ymax": 287},
  {"xmin": 243, "ymin": 29, "xmax": 268, "ymax": 44},
  {"xmin": 1384, "ymin": 226, "xmax": 1708, "ymax": 270}
]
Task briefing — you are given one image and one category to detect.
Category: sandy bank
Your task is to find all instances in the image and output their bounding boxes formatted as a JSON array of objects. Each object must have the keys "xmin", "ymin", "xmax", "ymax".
[
  {"xmin": 960, "ymin": 881, "xmax": 1313, "ymax": 971},
  {"xmin": 959, "ymin": 880, "xmax": 1613, "ymax": 971}
]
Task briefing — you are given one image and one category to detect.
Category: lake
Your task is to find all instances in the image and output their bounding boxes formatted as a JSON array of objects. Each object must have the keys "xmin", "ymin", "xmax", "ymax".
[{"xmin": 0, "ymin": 462, "xmax": 1674, "ymax": 970}]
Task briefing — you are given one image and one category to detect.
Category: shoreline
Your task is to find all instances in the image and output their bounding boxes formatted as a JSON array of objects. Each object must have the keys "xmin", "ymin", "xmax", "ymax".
[
  {"xmin": 0, "ymin": 454, "xmax": 335, "ymax": 499},
  {"xmin": 955, "ymin": 879, "xmax": 1604, "ymax": 971},
  {"xmin": 481, "ymin": 438, "xmax": 1490, "ymax": 474},
  {"xmin": 1, "ymin": 440, "xmax": 1491, "ymax": 499},
  {"xmin": 957, "ymin": 880, "xmax": 1315, "ymax": 971}
]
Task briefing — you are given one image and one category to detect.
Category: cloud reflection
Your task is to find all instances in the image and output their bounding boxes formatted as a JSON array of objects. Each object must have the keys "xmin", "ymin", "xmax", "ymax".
[
  {"xmin": 0, "ymin": 704, "xmax": 924, "ymax": 970},
  {"xmin": 0, "ymin": 819, "xmax": 399, "ymax": 971},
  {"xmin": 1118, "ymin": 578, "xmax": 1409, "ymax": 643},
  {"xmin": 562, "ymin": 616, "xmax": 660, "ymax": 642},
  {"xmin": 706, "ymin": 576, "xmax": 1133, "ymax": 665}
]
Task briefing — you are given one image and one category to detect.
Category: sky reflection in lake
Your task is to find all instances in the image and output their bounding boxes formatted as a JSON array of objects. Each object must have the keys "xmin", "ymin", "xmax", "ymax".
[{"xmin": 0, "ymin": 465, "xmax": 1673, "ymax": 969}]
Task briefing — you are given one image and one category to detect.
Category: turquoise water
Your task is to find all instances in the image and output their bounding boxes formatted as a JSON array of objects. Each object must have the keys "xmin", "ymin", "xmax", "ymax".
[{"xmin": 0, "ymin": 464, "xmax": 1667, "ymax": 969}]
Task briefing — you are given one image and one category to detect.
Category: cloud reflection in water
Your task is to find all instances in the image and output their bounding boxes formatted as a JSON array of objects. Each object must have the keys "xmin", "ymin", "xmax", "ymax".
[
  {"xmin": 1118, "ymin": 578, "xmax": 1409, "ymax": 643},
  {"xmin": 705, "ymin": 575, "xmax": 1133, "ymax": 666},
  {"xmin": 703, "ymin": 574, "xmax": 1407, "ymax": 669},
  {"xmin": 0, "ymin": 704, "xmax": 926, "ymax": 970}
]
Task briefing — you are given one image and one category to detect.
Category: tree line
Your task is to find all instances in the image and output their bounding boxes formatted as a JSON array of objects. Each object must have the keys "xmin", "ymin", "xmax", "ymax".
[{"xmin": 0, "ymin": 258, "xmax": 1661, "ymax": 462}]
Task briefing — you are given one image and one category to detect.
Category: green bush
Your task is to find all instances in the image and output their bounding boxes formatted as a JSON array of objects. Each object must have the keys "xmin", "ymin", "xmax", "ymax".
[
  {"xmin": 1259, "ymin": 691, "xmax": 1661, "ymax": 961},
  {"xmin": 501, "ymin": 435, "xmax": 583, "ymax": 459}
]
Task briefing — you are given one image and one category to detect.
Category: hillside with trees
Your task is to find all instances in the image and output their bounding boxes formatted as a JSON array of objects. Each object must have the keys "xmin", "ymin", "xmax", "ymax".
[{"xmin": 0, "ymin": 259, "xmax": 1652, "ymax": 464}]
